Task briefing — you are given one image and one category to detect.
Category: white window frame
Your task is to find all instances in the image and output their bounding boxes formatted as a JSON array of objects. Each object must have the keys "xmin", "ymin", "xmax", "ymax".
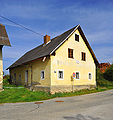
[
  {"xmin": 58, "ymin": 69, "xmax": 64, "ymax": 80},
  {"xmin": 41, "ymin": 70, "xmax": 45, "ymax": 80},
  {"xmin": 75, "ymin": 71, "xmax": 80, "ymax": 80},
  {"xmin": 88, "ymin": 72, "xmax": 92, "ymax": 80}
]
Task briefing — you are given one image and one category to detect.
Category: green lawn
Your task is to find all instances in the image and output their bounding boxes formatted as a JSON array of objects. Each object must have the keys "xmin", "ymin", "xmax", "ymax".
[
  {"xmin": 0, "ymin": 86, "xmax": 113, "ymax": 103},
  {"xmin": 1, "ymin": 76, "xmax": 113, "ymax": 103}
]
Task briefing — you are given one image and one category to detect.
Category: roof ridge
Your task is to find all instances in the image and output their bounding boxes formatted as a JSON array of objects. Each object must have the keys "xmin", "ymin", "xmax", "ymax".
[{"xmin": 51, "ymin": 25, "xmax": 79, "ymax": 41}]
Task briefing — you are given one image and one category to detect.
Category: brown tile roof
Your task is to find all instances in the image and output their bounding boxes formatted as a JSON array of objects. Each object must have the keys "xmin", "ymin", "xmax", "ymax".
[
  {"xmin": 0, "ymin": 24, "xmax": 11, "ymax": 46},
  {"xmin": 7, "ymin": 25, "xmax": 98, "ymax": 69}
]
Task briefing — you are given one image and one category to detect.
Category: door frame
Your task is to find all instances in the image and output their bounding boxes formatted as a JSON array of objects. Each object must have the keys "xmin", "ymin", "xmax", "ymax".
[{"xmin": 25, "ymin": 70, "xmax": 28, "ymax": 86}]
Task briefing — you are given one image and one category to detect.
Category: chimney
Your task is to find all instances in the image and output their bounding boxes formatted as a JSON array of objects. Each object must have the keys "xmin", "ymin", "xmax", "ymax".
[{"xmin": 44, "ymin": 35, "xmax": 50, "ymax": 44}]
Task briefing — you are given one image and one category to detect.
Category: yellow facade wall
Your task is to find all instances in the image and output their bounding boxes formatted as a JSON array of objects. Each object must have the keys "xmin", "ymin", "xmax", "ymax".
[
  {"xmin": 50, "ymin": 29, "xmax": 96, "ymax": 86},
  {"xmin": 10, "ymin": 57, "xmax": 51, "ymax": 87}
]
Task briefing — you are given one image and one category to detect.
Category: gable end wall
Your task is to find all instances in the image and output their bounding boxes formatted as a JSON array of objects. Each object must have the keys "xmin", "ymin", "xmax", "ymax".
[{"xmin": 50, "ymin": 29, "xmax": 96, "ymax": 93}]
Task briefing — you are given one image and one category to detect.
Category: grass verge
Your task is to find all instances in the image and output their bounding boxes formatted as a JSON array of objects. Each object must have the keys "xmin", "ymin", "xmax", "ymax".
[
  {"xmin": 0, "ymin": 86, "xmax": 113, "ymax": 104},
  {"xmin": 1, "ymin": 75, "xmax": 113, "ymax": 103}
]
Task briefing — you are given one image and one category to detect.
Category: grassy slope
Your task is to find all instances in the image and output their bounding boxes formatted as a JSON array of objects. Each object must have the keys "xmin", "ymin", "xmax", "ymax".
[
  {"xmin": 0, "ymin": 75, "xmax": 113, "ymax": 103},
  {"xmin": 0, "ymin": 86, "xmax": 113, "ymax": 103}
]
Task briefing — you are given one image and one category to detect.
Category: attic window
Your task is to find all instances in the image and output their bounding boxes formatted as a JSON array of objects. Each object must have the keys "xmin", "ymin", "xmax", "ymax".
[
  {"xmin": 68, "ymin": 48, "xmax": 73, "ymax": 58},
  {"xmin": 81, "ymin": 52, "xmax": 86, "ymax": 61},
  {"xmin": 75, "ymin": 34, "xmax": 79, "ymax": 42}
]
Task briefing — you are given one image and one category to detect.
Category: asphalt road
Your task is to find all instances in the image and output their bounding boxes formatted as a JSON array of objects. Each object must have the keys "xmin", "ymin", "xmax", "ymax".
[{"xmin": 1, "ymin": 89, "xmax": 113, "ymax": 120}]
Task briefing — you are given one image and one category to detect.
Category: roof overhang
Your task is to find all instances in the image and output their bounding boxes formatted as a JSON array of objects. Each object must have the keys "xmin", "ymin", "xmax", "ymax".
[{"xmin": 0, "ymin": 24, "xmax": 11, "ymax": 46}]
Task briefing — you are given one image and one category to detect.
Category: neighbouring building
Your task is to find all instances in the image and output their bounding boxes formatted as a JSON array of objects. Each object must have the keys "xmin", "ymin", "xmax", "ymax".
[
  {"xmin": 98, "ymin": 63, "xmax": 111, "ymax": 73},
  {"xmin": 7, "ymin": 25, "xmax": 98, "ymax": 93},
  {"xmin": 0, "ymin": 24, "xmax": 11, "ymax": 91}
]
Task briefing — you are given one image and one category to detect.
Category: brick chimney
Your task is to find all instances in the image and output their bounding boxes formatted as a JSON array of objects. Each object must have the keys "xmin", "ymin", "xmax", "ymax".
[{"xmin": 44, "ymin": 35, "xmax": 50, "ymax": 44}]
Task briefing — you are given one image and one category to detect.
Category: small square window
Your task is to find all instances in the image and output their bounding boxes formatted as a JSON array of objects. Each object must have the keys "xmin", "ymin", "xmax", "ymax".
[
  {"xmin": 81, "ymin": 52, "xmax": 86, "ymax": 61},
  {"xmin": 76, "ymin": 72, "xmax": 79, "ymax": 79},
  {"xmin": 75, "ymin": 34, "xmax": 79, "ymax": 42},
  {"xmin": 68, "ymin": 48, "xmax": 73, "ymax": 58},
  {"xmin": 58, "ymin": 70, "xmax": 64, "ymax": 79},
  {"xmin": 41, "ymin": 71, "xmax": 44, "ymax": 79},
  {"xmin": 89, "ymin": 73, "xmax": 92, "ymax": 80}
]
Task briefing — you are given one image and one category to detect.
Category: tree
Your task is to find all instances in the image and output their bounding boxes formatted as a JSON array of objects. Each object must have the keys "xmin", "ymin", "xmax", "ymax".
[{"xmin": 103, "ymin": 64, "xmax": 113, "ymax": 81}]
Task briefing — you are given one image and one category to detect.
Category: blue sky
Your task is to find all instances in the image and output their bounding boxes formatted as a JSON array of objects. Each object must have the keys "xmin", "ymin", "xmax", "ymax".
[{"xmin": 0, "ymin": 0, "xmax": 113, "ymax": 74}]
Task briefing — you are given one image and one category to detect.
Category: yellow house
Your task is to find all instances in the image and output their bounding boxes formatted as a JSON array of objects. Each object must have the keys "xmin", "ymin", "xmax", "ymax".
[
  {"xmin": 0, "ymin": 24, "xmax": 11, "ymax": 91},
  {"xmin": 7, "ymin": 25, "xmax": 98, "ymax": 93}
]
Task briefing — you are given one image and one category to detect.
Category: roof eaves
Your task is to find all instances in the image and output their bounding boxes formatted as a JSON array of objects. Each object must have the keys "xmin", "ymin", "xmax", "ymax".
[
  {"xmin": 78, "ymin": 26, "xmax": 99, "ymax": 65},
  {"xmin": 6, "ymin": 54, "xmax": 49, "ymax": 70},
  {"xmin": 0, "ymin": 24, "xmax": 11, "ymax": 46}
]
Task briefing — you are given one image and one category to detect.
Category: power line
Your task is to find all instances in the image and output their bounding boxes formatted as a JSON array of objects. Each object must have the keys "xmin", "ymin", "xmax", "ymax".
[{"xmin": 0, "ymin": 15, "xmax": 44, "ymax": 36}]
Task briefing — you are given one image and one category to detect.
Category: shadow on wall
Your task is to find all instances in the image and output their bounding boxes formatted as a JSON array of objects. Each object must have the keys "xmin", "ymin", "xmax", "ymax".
[{"xmin": 63, "ymin": 114, "xmax": 101, "ymax": 120}]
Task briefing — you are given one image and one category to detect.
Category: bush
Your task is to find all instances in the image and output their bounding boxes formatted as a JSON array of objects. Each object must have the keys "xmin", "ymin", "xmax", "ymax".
[
  {"xmin": 3, "ymin": 75, "xmax": 10, "ymax": 84},
  {"xmin": 103, "ymin": 64, "xmax": 113, "ymax": 81},
  {"xmin": 96, "ymin": 68, "xmax": 113, "ymax": 87},
  {"xmin": 96, "ymin": 68, "xmax": 104, "ymax": 81},
  {"xmin": 3, "ymin": 75, "xmax": 14, "ymax": 87}
]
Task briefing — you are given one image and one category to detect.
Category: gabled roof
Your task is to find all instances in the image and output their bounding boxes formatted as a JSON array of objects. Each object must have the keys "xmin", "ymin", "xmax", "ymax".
[
  {"xmin": 7, "ymin": 25, "xmax": 98, "ymax": 69},
  {"xmin": 0, "ymin": 24, "xmax": 11, "ymax": 46}
]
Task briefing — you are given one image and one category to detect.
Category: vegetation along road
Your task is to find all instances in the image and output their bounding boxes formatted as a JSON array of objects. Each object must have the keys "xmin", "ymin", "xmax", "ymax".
[{"xmin": 0, "ymin": 89, "xmax": 113, "ymax": 120}]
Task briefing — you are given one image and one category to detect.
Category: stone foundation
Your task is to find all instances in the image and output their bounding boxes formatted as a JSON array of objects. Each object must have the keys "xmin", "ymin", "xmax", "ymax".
[
  {"xmin": 31, "ymin": 84, "xmax": 96, "ymax": 94},
  {"xmin": 50, "ymin": 85, "xmax": 96, "ymax": 94},
  {"xmin": 31, "ymin": 85, "xmax": 50, "ymax": 92}
]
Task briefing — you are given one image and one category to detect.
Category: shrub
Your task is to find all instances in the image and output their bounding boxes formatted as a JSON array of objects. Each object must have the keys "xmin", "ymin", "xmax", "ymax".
[
  {"xmin": 97, "ymin": 68, "xmax": 104, "ymax": 81},
  {"xmin": 3, "ymin": 75, "xmax": 14, "ymax": 87},
  {"xmin": 96, "ymin": 68, "xmax": 113, "ymax": 87},
  {"xmin": 3, "ymin": 75, "xmax": 10, "ymax": 84},
  {"xmin": 103, "ymin": 64, "xmax": 113, "ymax": 81}
]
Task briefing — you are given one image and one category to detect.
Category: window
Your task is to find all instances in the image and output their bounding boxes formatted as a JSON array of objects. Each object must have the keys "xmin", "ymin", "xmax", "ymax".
[
  {"xmin": 19, "ymin": 74, "xmax": 21, "ymax": 85},
  {"xmin": 68, "ymin": 48, "xmax": 73, "ymax": 58},
  {"xmin": 76, "ymin": 72, "xmax": 79, "ymax": 79},
  {"xmin": 58, "ymin": 70, "xmax": 64, "ymax": 79},
  {"xmin": 25, "ymin": 70, "xmax": 28, "ymax": 85},
  {"xmin": 89, "ymin": 73, "xmax": 92, "ymax": 80},
  {"xmin": 41, "ymin": 70, "xmax": 44, "ymax": 80},
  {"xmin": 19, "ymin": 74, "xmax": 21, "ymax": 81},
  {"xmin": 75, "ymin": 34, "xmax": 79, "ymax": 42},
  {"xmin": 14, "ymin": 73, "xmax": 16, "ymax": 84},
  {"xmin": 81, "ymin": 52, "xmax": 86, "ymax": 61},
  {"xmin": 14, "ymin": 73, "xmax": 16, "ymax": 81}
]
